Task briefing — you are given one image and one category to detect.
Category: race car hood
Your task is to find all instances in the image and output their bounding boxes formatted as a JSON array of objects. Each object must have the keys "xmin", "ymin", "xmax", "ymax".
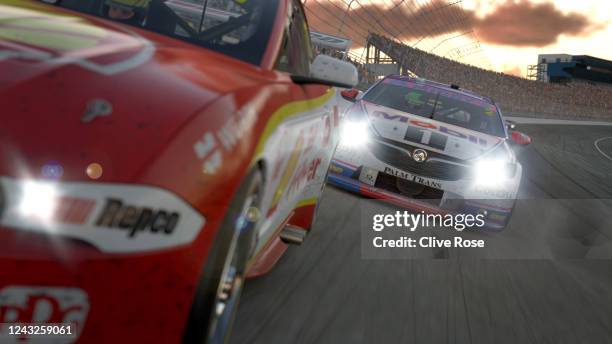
[
  {"xmin": 361, "ymin": 101, "xmax": 504, "ymax": 161},
  {"xmin": 0, "ymin": 2, "xmax": 268, "ymax": 181}
]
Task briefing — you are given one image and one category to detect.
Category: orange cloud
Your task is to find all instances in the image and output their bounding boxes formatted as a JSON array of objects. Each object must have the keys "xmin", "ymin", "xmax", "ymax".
[
  {"xmin": 475, "ymin": 0, "xmax": 601, "ymax": 47},
  {"xmin": 305, "ymin": 0, "xmax": 603, "ymax": 48},
  {"xmin": 503, "ymin": 65, "xmax": 523, "ymax": 77}
]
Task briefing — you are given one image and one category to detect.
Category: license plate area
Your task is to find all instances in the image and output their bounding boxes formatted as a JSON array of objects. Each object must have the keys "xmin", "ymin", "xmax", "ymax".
[{"xmin": 358, "ymin": 167, "xmax": 379, "ymax": 186}]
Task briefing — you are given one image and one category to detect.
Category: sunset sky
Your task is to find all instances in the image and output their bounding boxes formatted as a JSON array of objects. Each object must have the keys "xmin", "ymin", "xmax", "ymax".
[{"xmin": 304, "ymin": 0, "xmax": 612, "ymax": 77}]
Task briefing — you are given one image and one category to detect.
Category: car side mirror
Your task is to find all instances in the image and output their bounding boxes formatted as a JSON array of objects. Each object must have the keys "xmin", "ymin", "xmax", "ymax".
[
  {"xmin": 340, "ymin": 89, "xmax": 360, "ymax": 102},
  {"xmin": 310, "ymin": 54, "xmax": 358, "ymax": 88},
  {"xmin": 510, "ymin": 131, "xmax": 531, "ymax": 145}
]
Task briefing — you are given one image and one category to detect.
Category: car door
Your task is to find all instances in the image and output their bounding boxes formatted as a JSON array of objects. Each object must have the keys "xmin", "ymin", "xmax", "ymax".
[
  {"xmin": 255, "ymin": 0, "xmax": 337, "ymax": 248},
  {"xmin": 275, "ymin": 0, "xmax": 338, "ymax": 198}
]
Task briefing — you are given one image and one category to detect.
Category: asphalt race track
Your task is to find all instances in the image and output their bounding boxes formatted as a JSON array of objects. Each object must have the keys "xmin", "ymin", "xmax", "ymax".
[{"xmin": 232, "ymin": 123, "xmax": 612, "ymax": 344}]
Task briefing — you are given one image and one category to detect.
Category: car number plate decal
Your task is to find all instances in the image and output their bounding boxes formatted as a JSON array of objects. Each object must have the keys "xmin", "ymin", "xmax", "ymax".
[{"xmin": 404, "ymin": 126, "xmax": 447, "ymax": 150}]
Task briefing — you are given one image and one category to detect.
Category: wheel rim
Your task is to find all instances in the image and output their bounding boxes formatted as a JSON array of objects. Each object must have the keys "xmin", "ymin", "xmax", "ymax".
[{"xmin": 209, "ymin": 190, "xmax": 261, "ymax": 343}]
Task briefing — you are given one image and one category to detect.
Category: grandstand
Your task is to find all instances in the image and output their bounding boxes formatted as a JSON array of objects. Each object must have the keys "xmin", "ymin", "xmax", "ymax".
[
  {"xmin": 367, "ymin": 33, "xmax": 612, "ymax": 119},
  {"xmin": 310, "ymin": 31, "xmax": 352, "ymax": 61},
  {"xmin": 304, "ymin": 1, "xmax": 612, "ymax": 119},
  {"xmin": 303, "ymin": 0, "xmax": 490, "ymax": 88}
]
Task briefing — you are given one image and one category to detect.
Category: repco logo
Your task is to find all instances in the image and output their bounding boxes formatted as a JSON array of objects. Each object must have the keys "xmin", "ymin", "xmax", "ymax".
[
  {"xmin": 0, "ymin": 286, "xmax": 89, "ymax": 342},
  {"xmin": 95, "ymin": 198, "xmax": 180, "ymax": 238}
]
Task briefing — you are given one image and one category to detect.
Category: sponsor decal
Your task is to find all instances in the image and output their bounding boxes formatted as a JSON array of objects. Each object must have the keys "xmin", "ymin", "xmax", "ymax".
[
  {"xmin": 472, "ymin": 187, "xmax": 515, "ymax": 199},
  {"xmin": 193, "ymin": 132, "xmax": 222, "ymax": 175},
  {"xmin": 0, "ymin": 178, "xmax": 205, "ymax": 253},
  {"xmin": 50, "ymin": 197, "xmax": 96, "ymax": 224},
  {"xmin": 252, "ymin": 88, "xmax": 335, "ymax": 162},
  {"xmin": 383, "ymin": 166, "xmax": 443, "ymax": 189},
  {"xmin": 371, "ymin": 110, "xmax": 489, "ymax": 147},
  {"xmin": 217, "ymin": 106, "xmax": 257, "ymax": 151},
  {"xmin": 329, "ymin": 164, "xmax": 343, "ymax": 174},
  {"xmin": 193, "ymin": 104, "xmax": 258, "ymax": 175},
  {"xmin": 81, "ymin": 99, "xmax": 112, "ymax": 124},
  {"xmin": 267, "ymin": 112, "xmax": 332, "ymax": 216},
  {"xmin": 0, "ymin": 286, "xmax": 89, "ymax": 343},
  {"xmin": 95, "ymin": 198, "xmax": 180, "ymax": 238},
  {"xmin": 268, "ymin": 134, "xmax": 304, "ymax": 215},
  {"xmin": 359, "ymin": 167, "xmax": 378, "ymax": 186},
  {"xmin": 287, "ymin": 158, "xmax": 322, "ymax": 195}
]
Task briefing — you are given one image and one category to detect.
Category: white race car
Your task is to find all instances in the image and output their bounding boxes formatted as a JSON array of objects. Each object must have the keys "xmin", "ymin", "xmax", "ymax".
[{"xmin": 329, "ymin": 75, "xmax": 531, "ymax": 229}]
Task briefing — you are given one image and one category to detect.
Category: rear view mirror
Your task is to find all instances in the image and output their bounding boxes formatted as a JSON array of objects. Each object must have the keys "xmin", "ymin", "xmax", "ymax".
[
  {"xmin": 309, "ymin": 54, "xmax": 358, "ymax": 88},
  {"xmin": 340, "ymin": 89, "xmax": 360, "ymax": 102},
  {"xmin": 510, "ymin": 131, "xmax": 531, "ymax": 145}
]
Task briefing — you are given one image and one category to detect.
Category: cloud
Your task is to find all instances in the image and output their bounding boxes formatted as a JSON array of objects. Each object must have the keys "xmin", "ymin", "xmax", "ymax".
[
  {"xmin": 474, "ymin": 1, "xmax": 600, "ymax": 47},
  {"xmin": 304, "ymin": 0, "xmax": 602, "ymax": 48},
  {"xmin": 305, "ymin": 0, "xmax": 473, "ymax": 47},
  {"xmin": 503, "ymin": 65, "xmax": 522, "ymax": 77}
]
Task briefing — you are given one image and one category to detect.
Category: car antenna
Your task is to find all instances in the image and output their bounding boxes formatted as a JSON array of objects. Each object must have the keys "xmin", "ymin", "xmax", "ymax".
[{"xmin": 198, "ymin": 0, "xmax": 210, "ymax": 32}]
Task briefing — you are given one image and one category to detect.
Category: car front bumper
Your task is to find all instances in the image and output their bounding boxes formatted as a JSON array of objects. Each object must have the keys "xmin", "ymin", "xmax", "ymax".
[{"xmin": 329, "ymin": 142, "xmax": 521, "ymax": 230}]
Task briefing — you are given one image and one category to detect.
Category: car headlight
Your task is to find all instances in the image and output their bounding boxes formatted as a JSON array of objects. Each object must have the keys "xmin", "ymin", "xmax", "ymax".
[
  {"xmin": 340, "ymin": 102, "xmax": 375, "ymax": 148},
  {"xmin": 471, "ymin": 143, "xmax": 517, "ymax": 188},
  {"xmin": 473, "ymin": 159, "xmax": 516, "ymax": 188},
  {"xmin": 341, "ymin": 121, "xmax": 370, "ymax": 147},
  {"xmin": 18, "ymin": 180, "xmax": 59, "ymax": 221}
]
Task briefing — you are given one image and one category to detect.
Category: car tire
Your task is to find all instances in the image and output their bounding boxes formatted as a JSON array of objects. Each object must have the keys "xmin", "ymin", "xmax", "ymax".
[{"xmin": 183, "ymin": 168, "xmax": 263, "ymax": 344}]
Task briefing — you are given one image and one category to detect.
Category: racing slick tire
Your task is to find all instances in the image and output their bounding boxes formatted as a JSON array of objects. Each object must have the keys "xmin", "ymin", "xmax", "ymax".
[{"xmin": 183, "ymin": 168, "xmax": 264, "ymax": 344}]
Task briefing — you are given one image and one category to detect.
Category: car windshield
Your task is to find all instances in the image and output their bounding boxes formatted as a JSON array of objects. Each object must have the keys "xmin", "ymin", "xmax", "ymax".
[
  {"xmin": 363, "ymin": 78, "xmax": 506, "ymax": 137},
  {"xmin": 53, "ymin": 0, "xmax": 278, "ymax": 66}
]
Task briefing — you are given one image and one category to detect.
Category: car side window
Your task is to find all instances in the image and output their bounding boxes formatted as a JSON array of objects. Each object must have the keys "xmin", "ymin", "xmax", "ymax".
[{"xmin": 275, "ymin": 0, "xmax": 313, "ymax": 76}]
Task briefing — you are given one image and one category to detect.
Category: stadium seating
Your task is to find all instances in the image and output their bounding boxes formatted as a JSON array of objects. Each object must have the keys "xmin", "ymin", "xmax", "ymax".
[{"xmin": 367, "ymin": 33, "xmax": 612, "ymax": 119}]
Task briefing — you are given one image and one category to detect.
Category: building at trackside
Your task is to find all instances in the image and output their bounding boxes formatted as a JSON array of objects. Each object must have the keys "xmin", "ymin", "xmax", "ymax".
[{"xmin": 528, "ymin": 54, "xmax": 612, "ymax": 87}]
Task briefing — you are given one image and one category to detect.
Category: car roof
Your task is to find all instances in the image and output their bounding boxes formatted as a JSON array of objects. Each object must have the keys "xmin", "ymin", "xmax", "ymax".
[{"xmin": 386, "ymin": 75, "xmax": 495, "ymax": 105}]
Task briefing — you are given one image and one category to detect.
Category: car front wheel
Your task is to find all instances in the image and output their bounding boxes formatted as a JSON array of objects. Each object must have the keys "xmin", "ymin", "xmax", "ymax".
[{"xmin": 183, "ymin": 168, "xmax": 263, "ymax": 344}]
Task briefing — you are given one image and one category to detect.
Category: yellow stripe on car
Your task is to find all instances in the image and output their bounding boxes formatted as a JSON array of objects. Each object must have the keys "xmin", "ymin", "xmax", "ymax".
[
  {"xmin": 251, "ymin": 87, "xmax": 335, "ymax": 164},
  {"xmin": 295, "ymin": 197, "xmax": 318, "ymax": 208},
  {"xmin": 269, "ymin": 135, "xmax": 304, "ymax": 211}
]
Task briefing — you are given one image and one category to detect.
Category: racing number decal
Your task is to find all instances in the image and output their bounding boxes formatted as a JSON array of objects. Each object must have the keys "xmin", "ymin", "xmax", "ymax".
[{"xmin": 404, "ymin": 126, "xmax": 447, "ymax": 150}]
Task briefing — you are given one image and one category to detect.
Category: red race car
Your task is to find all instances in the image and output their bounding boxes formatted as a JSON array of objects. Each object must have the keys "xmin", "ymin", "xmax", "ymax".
[{"xmin": 0, "ymin": 0, "xmax": 357, "ymax": 342}]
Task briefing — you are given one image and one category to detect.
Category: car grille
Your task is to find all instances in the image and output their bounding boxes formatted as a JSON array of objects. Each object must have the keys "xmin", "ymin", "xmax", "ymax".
[
  {"xmin": 367, "ymin": 139, "xmax": 470, "ymax": 181},
  {"xmin": 374, "ymin": 171, "xmax": 443, "ymax": 206}
]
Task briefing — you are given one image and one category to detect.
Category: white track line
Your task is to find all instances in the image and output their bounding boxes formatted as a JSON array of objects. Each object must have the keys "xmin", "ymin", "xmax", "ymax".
[{"xmin": 594, "ymin": 137, "xmax": 612, "ymax": 161}]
